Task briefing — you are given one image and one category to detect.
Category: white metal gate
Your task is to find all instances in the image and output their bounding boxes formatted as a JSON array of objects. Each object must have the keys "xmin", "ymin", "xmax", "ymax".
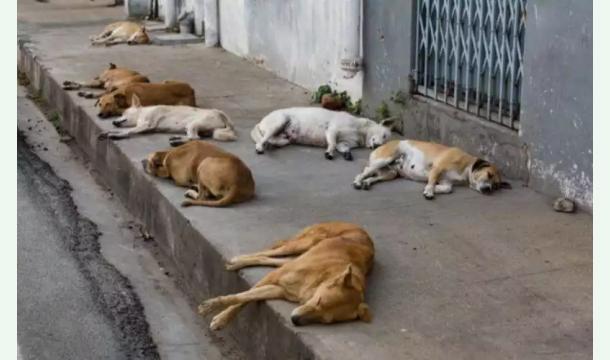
[{"xmin": 414, "ymin": 0, "xmax": 526, "ymax": 130}]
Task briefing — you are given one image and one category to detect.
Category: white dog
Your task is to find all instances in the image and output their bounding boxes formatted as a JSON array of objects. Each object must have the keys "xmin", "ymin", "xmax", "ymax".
[
  {"xmin": 250, "ymin": 107, "xmax": 399, "ymax": 160},
  {"xmin": 99, "ymin": 95, "xmax": 237, "ymax": 145}
]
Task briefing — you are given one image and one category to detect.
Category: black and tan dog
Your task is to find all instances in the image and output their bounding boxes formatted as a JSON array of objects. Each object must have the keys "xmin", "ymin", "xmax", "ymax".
[
  {"xmin": 199, "ymin": 222, "xmax": 374, "ymax": 330},
  {"xmin": 62, "ymin": 63, "xmax": 149, "ymax": 98},
  {"xmin": 353, "ymin": 139, "xmax": 511, "ymax": 199},
  {"xmin": 143, "ymin": 141, "xmax": 254, "ymax": 207}
]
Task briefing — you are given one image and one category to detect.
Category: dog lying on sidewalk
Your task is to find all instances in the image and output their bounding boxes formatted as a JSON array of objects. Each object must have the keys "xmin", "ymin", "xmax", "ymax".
[
  {"xmin": 250, "ymin": 107, "xmax": 399, "ymax": 160},
  {"xmin": 98, "ymin": 95, "xmax": 237, "ymax": 144},
  {"xmin": 353, "ymin": 139, "xmax": 511, "ymax": 199},
  {"xmin": 96, "ymin": 81, "xmax": 196, "ymax": 118},
  {"xmin": 90, "ymin": 21, "xmax": 150, "ymax": 46},
  {"xmin": 62, "ymin": 63, "xmax": 149, "ymax": 98},
  {"xmin": 143, "ymin": 141, "xmax": 255, "ymax": 207},
  {"xmin": 199, "ymin": 222, "xmax": 374, "ymax": 330}
]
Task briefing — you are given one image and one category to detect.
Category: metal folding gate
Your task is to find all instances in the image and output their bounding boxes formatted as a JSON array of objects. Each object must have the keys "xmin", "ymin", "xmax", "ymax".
[{"xmin": 414, "ymin": 0, "xmax": 526, "ymax": 130}]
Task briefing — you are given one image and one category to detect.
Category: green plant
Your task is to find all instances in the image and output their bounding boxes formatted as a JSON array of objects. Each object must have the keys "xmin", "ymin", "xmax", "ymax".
[
  {"xmin": 375, "ymin": 101, "xmax": 391, "ymax": 121},
  {"xmin": 312, "ymin": 85, "xmax": 333, "ymax": 103},
  {"xmin": 390, "ymin": 90, "xmax": 408, "ymax": 107}
]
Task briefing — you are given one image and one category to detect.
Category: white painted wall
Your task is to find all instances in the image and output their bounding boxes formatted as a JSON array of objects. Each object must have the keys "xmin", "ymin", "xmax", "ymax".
[{"xmin": 219, "ymin": 0, "xmax": 363, "ymax": 99}]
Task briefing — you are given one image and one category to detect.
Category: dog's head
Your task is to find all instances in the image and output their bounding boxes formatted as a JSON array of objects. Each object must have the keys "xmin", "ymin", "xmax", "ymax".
[
  {"xmin": 365, "ymin": 117, "xmax": 400, "ymax": 149},
  {"xmin": 469, "ymin": 158, "xmax": 511, "ymax": 195},
  {"xmin": 142, "ymin": 150, "xmax": 170, "ymax": 178},
  {"xmin": 97, "ymin": 92, "xmax": 129, "ymax": 118},
  {"xmin": 290, "ymin": 264, "xmax": 371, "ymax": 326},
  {"xmin": 127, "ymin": 27, "xmax": 150, "ymax": 45},
  {"xmin": 112, "ymin": 94, "xmax": 143, "ymax": 127}
]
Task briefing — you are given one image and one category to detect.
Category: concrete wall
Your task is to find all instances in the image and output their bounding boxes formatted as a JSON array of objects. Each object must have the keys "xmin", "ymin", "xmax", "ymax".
[
  {"xmin": 362, "ymin": 0, "xmax": 592, "ymax": 209},
  {"xmin": 520, "ymin": 0, "xmax": 593, "ymax": 209},
  {"xmin": 218, "ymin": 0, "xmax": 363, "ymax": 98}
]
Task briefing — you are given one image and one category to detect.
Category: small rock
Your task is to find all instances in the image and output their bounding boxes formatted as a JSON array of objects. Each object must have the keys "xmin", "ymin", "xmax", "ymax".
[
  {"xmin": 553, "ymin": 197, "xmax": 576, "ymax": 213},
  {"xmin": 59, "ymin": 135, "xmax": 73, "ymax": 143},
  {"xmin": 43, "ymin": 147, "xmax": 48, "ymax": 151},
  {"xmin": 321, "ymin": 94, "xmax": 346, "ymax": 111}
]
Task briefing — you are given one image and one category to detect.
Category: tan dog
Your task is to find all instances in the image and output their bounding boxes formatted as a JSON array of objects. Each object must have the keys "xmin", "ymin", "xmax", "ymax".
[
  {"xmin": 199, "ymin": 222, "xmax": 374, "ymax": 330},
  {"xmin": 97, "ymin": 81, "xmax": 196, "ymax": 118},
  {"xmin": 142, "ymin": 141, "xmax": 255, "ymax": 207},
  {"xmin": 353, "ymin": 139, "xmax": 511, "ymax": 199},
  {"xmin": 62, "ymin": 63, "xmax": 149, "ymax": 98},
  {"xmin": 90, "ymin": 21, "xmax": 150, "ymax": 46}
]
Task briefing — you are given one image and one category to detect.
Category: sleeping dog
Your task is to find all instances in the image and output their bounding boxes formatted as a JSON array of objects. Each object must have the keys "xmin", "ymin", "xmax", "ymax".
[
  {"xmin": 250, "ymin": 107, "xmax": 399, "ymax": 160},
  {"xmin": 200, "ymin": 222, "xmax": 374, "ymax": 330},
  {"xmin": 143, "ymin": 141, "xmax": 255, "ymax": 207},
  {"xmin": 98, "ymin": 95, "xmax": 236, "ymax": 144},
  {"xmin": 353, "ymin": 140, "xmax": 511, "ymax": 199},
  {"xmin": 90, "ymin": 21, "xmax": 150, "ymax": 46},
  {"xmin": 96, "ymin": 81, "xmax": 196, "ymax": 118},
  {"xmin": 62, "ymin": 63, "xmax": 149, "ymax": 97}
]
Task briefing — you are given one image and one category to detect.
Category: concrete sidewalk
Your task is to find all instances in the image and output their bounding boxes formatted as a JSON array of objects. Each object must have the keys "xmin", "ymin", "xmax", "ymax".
[{"xmin": 18, "ymin": 1, "xmax": 592, "ymax": 359}]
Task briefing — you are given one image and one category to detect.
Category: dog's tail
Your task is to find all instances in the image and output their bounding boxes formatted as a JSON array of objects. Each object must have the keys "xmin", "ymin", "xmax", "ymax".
[
  {"xmin": 250, "ymin": 123, "xmax": 264, "ymax": 144},
  {"xmin": 212, "ymin": 111, "xmax": 237, "ymax": 141},
  {"xmin": 181, "ymin": 187, "xmax": 240, "ymax": 207}
]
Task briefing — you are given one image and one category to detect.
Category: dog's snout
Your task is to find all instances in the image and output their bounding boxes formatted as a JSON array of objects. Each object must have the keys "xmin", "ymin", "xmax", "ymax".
[
  {"xmin": 480, "ymin": 185, "xmax": 492, "ymax": 194},
  {"xmin": 98, "ymin": 112, "xmax": 109, "ymax": 118},
  {"xmin": 291, "ymin": 315, "xmax": 305, "ymax": 326}
]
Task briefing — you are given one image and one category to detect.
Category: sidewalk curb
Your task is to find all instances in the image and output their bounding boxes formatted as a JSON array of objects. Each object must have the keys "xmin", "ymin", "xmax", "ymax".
[{"xmin": 18, "ymin": 39, "xmax": 319, "ymax": 360}]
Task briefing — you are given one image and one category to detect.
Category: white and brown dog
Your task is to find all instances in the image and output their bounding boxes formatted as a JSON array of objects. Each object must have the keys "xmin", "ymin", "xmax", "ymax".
[
  {"xmin": 250, "ymin": 107, "xmax": 399, "ymax": 160},
  {"xmin": 98, "ymin": 95, "xmax": 237, "ymax": 145},
  {"xmin": 353, "ymin": 140, "xmax": 511, "ymax": 199}
]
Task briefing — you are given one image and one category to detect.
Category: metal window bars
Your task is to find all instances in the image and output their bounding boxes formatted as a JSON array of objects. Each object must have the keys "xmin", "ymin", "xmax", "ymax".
[{"xmin": 414, "ymin": 0, "xmax": 526, "ymax": 130}]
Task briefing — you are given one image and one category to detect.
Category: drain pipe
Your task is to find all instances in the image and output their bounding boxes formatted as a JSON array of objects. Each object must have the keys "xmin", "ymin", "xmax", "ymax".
[
  {"xmin": 203, "ymin": 0, "xmax": 219, "ymax": 47},
  {"xmin": 341, "ymin": 0, "xmax": 362, "ymax": 79}
]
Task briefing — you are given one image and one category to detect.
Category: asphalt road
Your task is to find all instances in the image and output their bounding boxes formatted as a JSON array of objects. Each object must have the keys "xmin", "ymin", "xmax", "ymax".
[{"xmin": 18, "ymin": 133, "xmax": 159, "ymax": 360}]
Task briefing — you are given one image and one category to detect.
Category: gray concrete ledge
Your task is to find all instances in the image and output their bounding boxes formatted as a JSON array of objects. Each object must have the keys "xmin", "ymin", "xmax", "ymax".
[{"xmin": 17, "ymin": 2, "xmax": 592, "ymax": 358}]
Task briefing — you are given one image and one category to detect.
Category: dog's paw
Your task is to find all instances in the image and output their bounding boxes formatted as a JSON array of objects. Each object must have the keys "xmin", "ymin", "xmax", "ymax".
[
  {"xmin": 362, "ymin": 182, "xmax": 371, "ymax": 191},
  {"xmin": 353, "ymin": 182, "xmax": 362, "ymax": 190},
  {"xmin": 98, "ymin": 132, "xmax": 109, "ymax": 140},
  {"xmin": 325, "ymin": 152, "xmax": 334, "ymax": 160},
  {"xmin": 184, "ymin": 189, "xmax": 198, "ymax": 199},
  {"xmin": 343, "ymin": 152, "xmax": 353, "ymax": 161},
  {"xmin": 210, "ymin": 314, "xmax": 231, "ymax": 331},
  {"xmin": 180, "ymin": 200, "xmax": 193, "ymax": 207},
  {"xmin": 224, "ymin": 262, "xmax": 241, "ymax": 271},
  {"xmin": 198, "ymin": 299, "xmax": 222, "ymax": 316},
  {"xmin": 423, "ymin": 192, "xmax": 435, "ymax": 200},
  {"xmin": 168, "ymin": 136, "xmax": 182, "ymax": 141}
]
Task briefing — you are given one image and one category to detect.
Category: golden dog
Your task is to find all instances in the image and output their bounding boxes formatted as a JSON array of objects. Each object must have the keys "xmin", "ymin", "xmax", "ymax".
[
  {"xmin": 96, "ymin": 81, "xmax": 196, "ymax": 118},
  {"xmin": 142, "ymin": 141, "xmax": 255, "ymax": 207},
  {"xmin": 62, "ymin": 63, "xmax": 149, "ymax": 97},
  {"xmin": 90, "ymin": 21, "xmax": 150, "ymax": 46},
  {"xmin": 353, "ymin": 139, "xmax": 511, "ymax": 198},
  {"xmin": 199, "ymin": 222, "xmax": 374, "ymax": 330}
]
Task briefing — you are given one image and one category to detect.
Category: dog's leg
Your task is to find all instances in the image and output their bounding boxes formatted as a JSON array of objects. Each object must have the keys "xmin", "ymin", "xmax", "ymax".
[
  {"xmin": 98, "ymin": 123, "xmax": 153, "ymax": 140},
  {"xmin": 209, "ymin": 304, "xmax": 246, "ymax": 331},
  {"xmin": 353, "ymin": 159, "xmax": 393, "ymax": 190},
  {"xmin": 225, "ymin": 256, "xmax": 293, "ymax": 271},
  {"xmin": 198, "ymin": 284, "xmax": 285, "ymax": 318},
  {"xmin": 336, "ymin": 142, "xmax": 354, "ymax": 161},
  {"xmin": 423, "ymin": 166, "xmax": 444, "ymax": 200},
  {"xmin": 434, "ymin": 180, "xmax": 453, "ymax": 194},
  {"xmin": 77, "ymin": 91, "xmax": 104, "ymax": 99},
  {"xmin": 104, "ymin": 38, "xmax": 129, "ymax": 47},
  {"xmin": 62, "ymin": 79, "xmax": 104, "ymax": 91},
  {"xmin": 324, "ymin": 129, "xmax": 338, "ymax": 160},
  {"xmin": 361, "ymin": 168, "xmax": 399, "ymax": 189}
]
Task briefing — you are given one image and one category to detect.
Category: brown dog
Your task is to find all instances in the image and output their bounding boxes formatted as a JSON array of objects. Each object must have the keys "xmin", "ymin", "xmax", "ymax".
[
  {"xmin": 90, "ymin": 21, "xmax": 150, "ymax": 46},
  {"xmin": 143, "ymin": 141, "xmax": 255, "ymax": 207},
  {"xmin": 62, "ymin": 63, "xmax": 149, "ymax": 98},
  {"xmin": 97, "ymin": 81, "xmax": 196, "ymax": 118},
  {"xmin": 199, "ymin": 222, "xmax": 374, "ymax": 330}
]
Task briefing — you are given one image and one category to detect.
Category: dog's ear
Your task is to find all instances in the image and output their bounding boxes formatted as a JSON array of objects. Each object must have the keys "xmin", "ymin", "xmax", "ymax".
[
  {"xmin": 131, "ymin": 94, "xmax": 142, "ymax": 108},
  {"xmin": 340, "ymin": 264, "xmax": 354, "ymax": 288},
  {"xmin": 499, "ymin": 181, "xmax": 512, "ymax": 189},
  {"xmin": 109, "ymin": 62, "xmax": 116, "ymax": 69},
  {"xmin": 113, "ymin": 93, "xmax": 128, "ymax": 108},
  {"xmin": 472, "ymin": 158, "xmax": 491, "ymax": 172},
  {"xmin": 357, "ymin": 303, "xmax": 372, "ymax": 323},
  {"xmin": 380, "ymin": 116, "xmax": 403, "ymax": 135}
]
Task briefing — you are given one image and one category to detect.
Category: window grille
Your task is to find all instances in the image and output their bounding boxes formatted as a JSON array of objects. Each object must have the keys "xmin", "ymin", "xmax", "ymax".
[{"xmin": 414, "ymin": 0, "xmax": 526, "ymax": 130}]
